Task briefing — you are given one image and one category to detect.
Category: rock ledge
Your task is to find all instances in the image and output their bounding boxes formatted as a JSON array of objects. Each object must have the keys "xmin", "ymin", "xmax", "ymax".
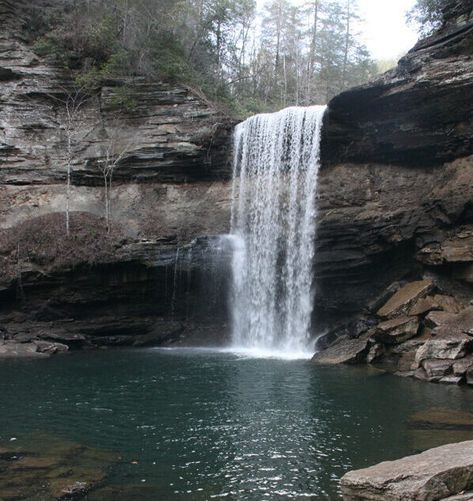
[{"xmin": 341, "ymin": 440, "xmax": 473, "ymax": 501}]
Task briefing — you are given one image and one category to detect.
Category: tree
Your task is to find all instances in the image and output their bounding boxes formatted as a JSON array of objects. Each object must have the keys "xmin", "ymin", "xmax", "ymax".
[
  {"xmin": 50, "ymin": 88, "xmax": 90, "ymax": 236},
  {"xmin": 96, "ymin": 121, "xmax": 136, "ymax": 233},
  {"xmin": 302, "ymin": 0, "xmax": 322, "ymax": 103},
  {"xmin": 407, "ymin": 0, "xmax": 447, "ymax": 36},
  {"xmin": 316, "ymin": 0, "xmax": 375, "ymax": 102},
  {"xmin": 32, "ymin": 0, "xmax": 377, "ymax": 114}
]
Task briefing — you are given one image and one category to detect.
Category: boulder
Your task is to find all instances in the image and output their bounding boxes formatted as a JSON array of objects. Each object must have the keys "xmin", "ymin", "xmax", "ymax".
[
  {"xmin": 409, "ymin": 296, "xmax": 442, "ymax": 316},
  {"xmin": 397, "ymin": 352, "xmax": 417, "ymax": 373},
  {"xmin": 409, "ymin": 295, "xmax": 464, "ymax": 316},
  {"xmin": 434, "ymin": 295, "xmax": 465, "ymax": 314},
  {"xmin": 439, "ymin": 375, "xmax": 464, "ymax": 385},
  {"xmin": 426, "ymin": 311, "xmax": 458, "ymax": 329},
  {"xmin": 453, "ymin": 356, "xmax": 473, "ymax": 377},
  {"xmin": 421, "ymin": 359, "xmax": 453, "ymax": 380},
  {"xmin": 373, "ymin": 317, "xmax": 420, "ymax": 345},
  {"xmin": 418, "ymin": 229, "xmax": 473, "ymax": 266},
  {"xmin": 467, "ymin": 366, "xmax": 473, "ymax": 386},
  {"xmin": 377, "ymin": 281, "xmax": 434, "ymax": 319},
  {"xmin": 442, "ymin": 493, "xmax": 473, "ymax": 500},
  {"xmin": 312, "ymin": 334, "xmax": 370, "ymax": 365},
  {"xmin": 0, "ymin": 341, "xmax": 48, "ymax": 358},
  {"xmin": 340, "ymin": 440, "xmax": 473, "ymax": 501},
  {"xmin": 367, "ymin": 343, "xmax": 385, "ymax": 364},
  {"xmin": 33, "ymin": 340, "xmax": 69, "ymax": 354},
  {"xmin": 435, "ymin": 307, "xmax": 473, "ymax": 338},
  {"xmin": 415, "ymin": 333, "xmax": 472, "ymax": 365}
]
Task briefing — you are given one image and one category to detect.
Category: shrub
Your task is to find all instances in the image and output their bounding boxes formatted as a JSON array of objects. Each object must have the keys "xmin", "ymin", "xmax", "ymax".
[{"xmin": 0, "ymin": 213, "xmax": 126, "ymax": 283}]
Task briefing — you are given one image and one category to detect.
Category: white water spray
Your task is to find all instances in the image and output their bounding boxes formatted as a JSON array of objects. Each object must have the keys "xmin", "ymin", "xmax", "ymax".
[{"xmin": 230, "ymin": 106, "xmax": 326, "ymax": 357}]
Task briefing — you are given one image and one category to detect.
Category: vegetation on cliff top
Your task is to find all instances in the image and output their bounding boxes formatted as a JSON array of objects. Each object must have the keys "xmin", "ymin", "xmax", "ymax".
[
  {"xmin": 29, "ymin": 0, "xmax": 379, "ymax": 115},
  {"xmin": 408, "ymin": 0, "xmax": 448, "ymax": 35}
]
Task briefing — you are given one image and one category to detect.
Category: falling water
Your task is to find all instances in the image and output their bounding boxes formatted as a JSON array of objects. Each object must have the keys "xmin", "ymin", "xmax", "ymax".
[{"xmin": 230, "ymin": 106, "xmax": 326, "ymax": 356}]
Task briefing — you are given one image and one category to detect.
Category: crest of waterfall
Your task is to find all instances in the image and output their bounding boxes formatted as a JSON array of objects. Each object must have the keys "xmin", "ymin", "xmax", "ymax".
[{"xmin": 230, "ymin": 106, "xmax": 326, "ymax": 355}]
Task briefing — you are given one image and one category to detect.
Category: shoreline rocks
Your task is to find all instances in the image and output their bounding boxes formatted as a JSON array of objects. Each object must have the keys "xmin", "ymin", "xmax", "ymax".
[
  {"xmin": 341, "ymin": 440, "xmax": 473, "ymax": 501},
  {"xmin": 314, "ymin": 280, "xmax": 473, "ymax": 387}
]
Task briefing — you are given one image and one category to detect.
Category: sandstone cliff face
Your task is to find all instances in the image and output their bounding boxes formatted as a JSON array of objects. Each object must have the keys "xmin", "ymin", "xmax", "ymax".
[
  {"xmin": 1, "ymin": 0, "xmax": 473, "ymax": 355},
  {"xmin": 315, "ymin": 0, "xmax": 473, "ymax": 327},
  {"xmin": 0, "ymin": 0, "xmax": 234, "ymax": 348},
  {"xmin": 314, "ymin": 0, "xmax": 473, "ymax": 384},
  {"xmin": 322, "ymin": 0, "xmax": 473, "ymax": 167}
]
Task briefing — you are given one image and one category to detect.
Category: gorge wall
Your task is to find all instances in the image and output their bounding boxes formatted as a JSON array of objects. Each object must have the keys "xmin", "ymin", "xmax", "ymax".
[
  {"xmin": 0, "ymin": 0, "xmax": 234, "ymax": 349},
  {"xmin": 315, "ymin": 0, "xmax": 473, "ymax": 329},
  {"xmin": 313, "ymin": 0, "xmax": 473, "ymax": 384},
  {"xmin": 1, "ymin": 0, "xmax": 472, "ymax": 356}
]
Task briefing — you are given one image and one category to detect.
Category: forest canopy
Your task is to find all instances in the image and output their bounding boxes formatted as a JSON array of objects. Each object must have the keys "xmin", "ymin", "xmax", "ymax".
[
  {"xmin": 30, "ymin": 0, "xmax": 380, "ymax": 114},
  {"xmin": 29, "ymin": 0, "xmax": 448, "ymax": 115}
]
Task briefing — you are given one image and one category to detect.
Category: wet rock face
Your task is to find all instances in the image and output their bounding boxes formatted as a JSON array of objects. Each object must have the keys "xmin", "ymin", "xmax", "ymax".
[{"xmin": 321, "ymin": 0, "xmax": 473, "ymax": 167}]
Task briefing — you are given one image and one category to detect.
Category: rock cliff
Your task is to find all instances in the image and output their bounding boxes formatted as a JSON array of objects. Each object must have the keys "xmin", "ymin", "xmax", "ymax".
[
  {"xmin": 314, "ymin": 0, "xmax": 473, "ymax": 384},
  {"xmin": 0, "ymin": 0, "xmax": 234, "ymax": 349},
  {"xmin": 1, "ymin": 0, "xmax": 473, "ymax": 358}
]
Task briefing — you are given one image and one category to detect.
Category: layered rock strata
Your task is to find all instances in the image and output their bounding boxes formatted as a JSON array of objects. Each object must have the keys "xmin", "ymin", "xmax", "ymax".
[
  {"xmin": 0, "ymin": 0, "xmax": 234, "ymax": 349},
  {"xmin": 314, "ymin": 0, "xmax": 473, "ymax": 349}
]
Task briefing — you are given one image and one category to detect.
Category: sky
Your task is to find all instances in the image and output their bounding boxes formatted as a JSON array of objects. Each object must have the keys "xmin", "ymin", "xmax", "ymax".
[
  {"xmin": 256, "ymin": 0, "xmax": 419, "ymax": 61},
  {"xmin": 357, "ymin": 0, "xmax": 418, "ymax": 59}
]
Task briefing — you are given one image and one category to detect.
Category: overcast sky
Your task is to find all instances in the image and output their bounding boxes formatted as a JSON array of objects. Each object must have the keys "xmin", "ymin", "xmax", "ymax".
[
  {"xmin": 357, "ymin": 0, "xmax": 418, "ymax": 59},
  {"xmin": 256, "ymin": 0, "xmax": 419, "ymax": 60}
]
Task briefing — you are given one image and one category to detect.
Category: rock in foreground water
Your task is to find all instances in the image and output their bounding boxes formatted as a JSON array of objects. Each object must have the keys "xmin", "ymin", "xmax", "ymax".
[{"xmin": 341, "ymin": 440, "xmax": 473, "ymax": 500}]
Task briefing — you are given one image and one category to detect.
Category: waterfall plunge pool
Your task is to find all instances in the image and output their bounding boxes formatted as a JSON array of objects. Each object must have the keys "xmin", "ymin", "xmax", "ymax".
[{"xmin": 2, "ymin": 348, "xmax": 473, "ymax": 499}]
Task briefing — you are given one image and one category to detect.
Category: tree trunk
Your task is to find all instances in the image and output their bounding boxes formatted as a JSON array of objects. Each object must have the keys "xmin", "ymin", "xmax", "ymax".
[
  {"xmin": 342, "ymin": 0, "xmax": 351, "ymax": 89},
  {"xmin": 307, "ymin": 0, "xmax": 320, "ymax": 100},
  {"xmin": 66, "ymin": 136, "xmax": 72, "ymax": 236}
]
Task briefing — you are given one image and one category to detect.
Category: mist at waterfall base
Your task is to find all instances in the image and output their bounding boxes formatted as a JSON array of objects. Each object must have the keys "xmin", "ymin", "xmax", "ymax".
[{"xmin": 228, "ymin": 106, "xmax": 326, "ymax": 359}]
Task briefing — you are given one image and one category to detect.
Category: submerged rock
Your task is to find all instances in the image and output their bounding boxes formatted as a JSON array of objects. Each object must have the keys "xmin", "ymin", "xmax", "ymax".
[
  {"xmin": 421, "ymin": 359, "xmax": 454, "ymax": 380},
  {"xmin": 341, "ymin": 440, "xmax": 473, "ymax": 501},
  {"xmin": 409, "ymin": 409, "xmax": 473, "ymax": 431},
  {"xmin": 0, "ymin": 434, "xmax": 117, "ymax": 499}
]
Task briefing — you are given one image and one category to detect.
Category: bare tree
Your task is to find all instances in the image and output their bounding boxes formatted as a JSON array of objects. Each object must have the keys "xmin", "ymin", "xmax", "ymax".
[
  {"xmin": 49, "ymin": 87, "xmax": 90, "ymax": 236},
  {"xmin": 96, "ymin": 120, "xmax": 136, "ymax": 233}
]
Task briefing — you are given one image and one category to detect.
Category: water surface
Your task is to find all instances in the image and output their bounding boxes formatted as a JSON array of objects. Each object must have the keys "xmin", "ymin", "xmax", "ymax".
[{"xmin": 1, "ymin": 348, "xmax": 473, "ymax": 499}]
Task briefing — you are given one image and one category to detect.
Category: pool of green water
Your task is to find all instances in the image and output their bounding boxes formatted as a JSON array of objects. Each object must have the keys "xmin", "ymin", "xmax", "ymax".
[{"xmin": 1, "ymin": 348, "xmax": 473, "ymax": 500}]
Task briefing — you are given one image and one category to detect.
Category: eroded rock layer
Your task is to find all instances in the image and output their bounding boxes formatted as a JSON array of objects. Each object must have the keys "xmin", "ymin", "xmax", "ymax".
[
  {"xmin": 0, "ymin": 0, "xmax": 234, "ymax": 348},
  {"xmin": 314, "ymin": 0, "xmax": 473, "ymax": 344}
]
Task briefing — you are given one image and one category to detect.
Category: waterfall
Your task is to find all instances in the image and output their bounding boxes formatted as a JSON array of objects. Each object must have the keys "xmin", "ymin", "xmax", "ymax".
[{"xmin": 230, "ymin": 106, "xmax": 326, "ymax": 356}]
